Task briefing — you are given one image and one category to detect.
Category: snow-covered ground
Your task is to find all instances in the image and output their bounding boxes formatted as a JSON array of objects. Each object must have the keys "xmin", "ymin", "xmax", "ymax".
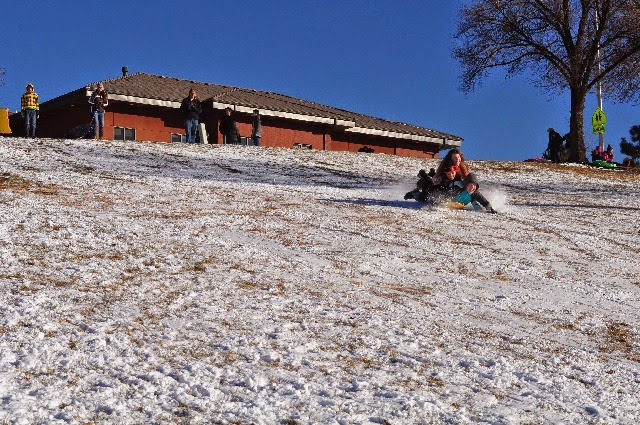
[{"xmin": 1, "ymin": 136, "xmax": 639, "ymax": 424}]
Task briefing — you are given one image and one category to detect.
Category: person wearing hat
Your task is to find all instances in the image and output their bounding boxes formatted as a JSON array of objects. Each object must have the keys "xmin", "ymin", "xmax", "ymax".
[
  {"xmin": 89, "ymin": 83, "xmax": 109, "ymax": 140},
  {"xmin": 547, "ymin": 128, "xmax": 565, "ymax": 163},
  {"xmin": 450, "ymin": 173, "xmax": 496, "ymax": 213},
  {"xmin": 602, "ymin": 144, "xmax": 615, "ymax": 162},
  {"xmin": 20, "ymin": 83, "xmax": 39, "ymax": 138},
  {"xmin": 219, "ymin": 107, "xmax": 240, "ymax": 144}
]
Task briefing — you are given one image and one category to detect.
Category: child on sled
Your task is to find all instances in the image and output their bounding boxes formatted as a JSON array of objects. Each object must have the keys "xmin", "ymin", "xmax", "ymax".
[
  {"xmin": 448, "ymin": 173, "xmax": 497, "ymax": 213},
  {"xmin": 404, "ymin": 166, "xmax": 458, "ymax": 203},
  {"xmin": 405, "ymin": 171, "xmax": 497, "ymax": 214}
]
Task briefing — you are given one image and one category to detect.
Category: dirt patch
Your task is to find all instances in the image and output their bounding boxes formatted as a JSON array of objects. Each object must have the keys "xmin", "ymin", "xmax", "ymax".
[
  {"xmin": 0, "ymin": 172, "xmax": 61, "ymax": 195},
  {"xmin": 598, "ymin": 321, "xmax": 639, "ymax": 362}
]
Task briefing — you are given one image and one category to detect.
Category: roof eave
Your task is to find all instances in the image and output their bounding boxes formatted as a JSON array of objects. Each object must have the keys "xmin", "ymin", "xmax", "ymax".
[{"xmin": 345, "ymin": 126, "xmax": 462, "ymax": 149}]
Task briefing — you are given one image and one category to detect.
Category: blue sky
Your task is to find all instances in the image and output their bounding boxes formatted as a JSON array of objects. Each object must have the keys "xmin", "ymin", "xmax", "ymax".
[{"xmin": 1, "ymin": 0, "xmax": 636, "ymax": 161}]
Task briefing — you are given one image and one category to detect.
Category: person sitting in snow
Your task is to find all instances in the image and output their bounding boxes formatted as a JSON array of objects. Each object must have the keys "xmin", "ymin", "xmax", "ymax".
[
  {"xmin": 433, "ymin": 148, "xmax": 469, "ymax": 182},
  {"xmin": 602, "ymin": 144, "xmax": 615, "ymax": 162},
  {"xmin": 591, "ymin": 145, "xmax": 605, "ymax": 162}
]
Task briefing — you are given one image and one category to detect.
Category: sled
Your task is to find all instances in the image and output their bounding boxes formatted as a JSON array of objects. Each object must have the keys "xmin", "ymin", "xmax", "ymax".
[
  {"xmin": 442, "ymin": 202, "xmax": 466, "ymax": 210},
  {"xmin": 65, "ymin": 122, "xmax": 94, "ymax": 139},
  {"xmin": 0, "ymin": 108, "xmax": 11, "ymax": 134},
  {"xmin": 591, "ymin": 159, "xmax": 617, "ymax": 169}
]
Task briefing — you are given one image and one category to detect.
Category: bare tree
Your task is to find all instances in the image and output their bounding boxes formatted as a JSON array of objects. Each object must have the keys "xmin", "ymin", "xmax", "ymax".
[{"xmin": 453, "ymin": 0, "xmax": 640, "ymax": 162}]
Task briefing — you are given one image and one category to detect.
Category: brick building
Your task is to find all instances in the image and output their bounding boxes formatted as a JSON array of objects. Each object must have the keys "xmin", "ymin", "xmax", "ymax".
[{"xmin": 9, "ymin": 70, "xmax": 462, "ymax": 157}]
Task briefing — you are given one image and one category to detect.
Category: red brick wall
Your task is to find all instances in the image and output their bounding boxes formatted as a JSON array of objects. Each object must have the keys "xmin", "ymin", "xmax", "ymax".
[{"xmin": 9, "ymin": 101, "xmax": 443, "ymax": 157}]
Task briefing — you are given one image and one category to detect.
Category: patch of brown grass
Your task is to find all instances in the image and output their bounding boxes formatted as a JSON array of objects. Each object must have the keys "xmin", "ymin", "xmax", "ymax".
[
  {"xmin": 599, "ymin": 321, "xmax": 639, "ymax": 361},
  {"xmin": 0, "ymin": 172, "xmax": 61, "ymax": 195}
]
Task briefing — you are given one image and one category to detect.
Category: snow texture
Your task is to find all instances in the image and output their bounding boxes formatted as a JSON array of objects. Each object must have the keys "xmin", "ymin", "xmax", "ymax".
[{"xmin": 1, "ymin": 136, "xmax": 639, "ymax": 424}]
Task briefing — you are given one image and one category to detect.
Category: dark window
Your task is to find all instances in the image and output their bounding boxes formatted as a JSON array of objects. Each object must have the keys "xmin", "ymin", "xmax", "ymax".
[
  {"xmin": 114, "ymin": 126, "xmax": 136, "ymax": 141},
  {"xmin": 171, "ymin": 133, "xmax": 187, "ymax": 143}
]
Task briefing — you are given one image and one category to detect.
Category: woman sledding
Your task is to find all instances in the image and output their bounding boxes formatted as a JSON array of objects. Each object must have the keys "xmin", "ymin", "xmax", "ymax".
[
  {"xmin": 404, "ymin": 148, "xmax": 497, "ymax": 213},
  {"xmin": 404, "ymin": 148, "xmax": 468, "ymax": 200}
]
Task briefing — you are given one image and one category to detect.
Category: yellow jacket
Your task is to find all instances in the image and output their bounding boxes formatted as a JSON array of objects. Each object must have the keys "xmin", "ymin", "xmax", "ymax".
[{"xmin": 21, "ymin": 92, "xmax": 39, "ymax": 110}]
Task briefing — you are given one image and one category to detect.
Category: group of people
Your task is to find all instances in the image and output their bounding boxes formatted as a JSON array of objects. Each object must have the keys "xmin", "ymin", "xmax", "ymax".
[
  {"xmin": 591, "ymin": 144, "xmax": 615, "ymax": 163},
  {"xmin": 20, "ymin": 83, "xmax": 263, "ymax": 144},
  {"xmin": 180, "ymin": 88, "xmax": 262, "ymax": 145},
  {"xmin": 403, "ymin": 148, "xmax": 497, "ymax": 213},
  {"xmin": 20, "ymin": 82, "xmax": 108, "ymax": 140}
]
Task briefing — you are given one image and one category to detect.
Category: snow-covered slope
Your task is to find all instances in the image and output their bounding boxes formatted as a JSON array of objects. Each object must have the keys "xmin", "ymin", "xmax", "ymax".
[{"xmin": 1, "ymin": 137, "xmax": 639, "ymax": 424}]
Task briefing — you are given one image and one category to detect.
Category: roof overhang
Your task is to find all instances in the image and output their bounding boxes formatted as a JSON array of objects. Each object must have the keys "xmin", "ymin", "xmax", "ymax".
[
  {"xmin": 345, "ymin": 126, "xmax": 462, "ymax": 148},
  {"xmin": 211, "ymin": 102, "xmax": 356, "ymax": 129},
  {"xmin": 88, "ymin": 89, "xmax": 181, "ymax": 108}
]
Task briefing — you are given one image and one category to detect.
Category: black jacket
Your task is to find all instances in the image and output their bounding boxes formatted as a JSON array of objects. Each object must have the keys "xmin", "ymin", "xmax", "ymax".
[
  {"xmin": 181, "ymin": 97, "xmax": 202, "ymax": 119},
  {"xmin": 220, "ymin": 114, "xmax": 240, "ymax": 142}
]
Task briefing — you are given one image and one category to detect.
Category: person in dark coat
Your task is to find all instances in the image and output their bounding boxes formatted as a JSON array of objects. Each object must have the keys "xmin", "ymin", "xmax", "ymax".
[
  {"xmin": 89, "ymin": 83, "xmax": 109, "ymax": 140},
  {"xmin": 220, "ymin": 107, "xmax": 240, "ymax": 144},
  {"xmin": 404, "ymin": 148, "xmax": 469, "ymax": 201},
  {"xmin": 251, "ymin": 109, "xmax": 262, "ymax": 146},
  {"xmin": 547, "ymin": 128, "xmax": 565, "ymax": 163},
  {"xmin": 412, "ymin": 166, "xmax": 459, "ymax": 203},
  {"xmin": 180, "ymin": 88, "xmax": 202, "ymax": 143}
]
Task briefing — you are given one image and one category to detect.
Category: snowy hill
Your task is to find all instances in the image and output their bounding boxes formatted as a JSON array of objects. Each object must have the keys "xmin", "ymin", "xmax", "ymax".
[{"xmin": 1, "ymin": 137, "xmax": 639, "ymax": 424}]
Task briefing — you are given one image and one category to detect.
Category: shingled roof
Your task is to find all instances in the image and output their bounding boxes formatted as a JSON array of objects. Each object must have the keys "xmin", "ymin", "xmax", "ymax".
[{"xmin": 81, "ymin": 72, "xmax": 462, "ymax": 147}]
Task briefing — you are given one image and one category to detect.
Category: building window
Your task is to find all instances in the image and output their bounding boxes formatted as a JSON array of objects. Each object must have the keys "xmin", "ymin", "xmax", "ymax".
[
  {"xmin": 171, "ymin": 133, "xmax": 187, "ymax": 143},
  {"xmin": 114, "ymin": 126, "xmax": 136, "ymax": 141}
]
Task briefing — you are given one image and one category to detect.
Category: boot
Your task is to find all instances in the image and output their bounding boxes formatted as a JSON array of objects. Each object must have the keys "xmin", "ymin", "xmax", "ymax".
[{"xmin": 404, "ymin": 189, "xmax": 418, "ymax": 200}]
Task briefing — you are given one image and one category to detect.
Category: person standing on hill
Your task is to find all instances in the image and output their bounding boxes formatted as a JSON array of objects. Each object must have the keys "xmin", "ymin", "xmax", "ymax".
[
  {"xmin": 251, "ymin": 109, "xmax": 262, "ymax": 146},
  {"xmin": 20, "ymin": 83, "xmax": 39, "ymax": 138},
  {"xmin": 89, "ymin": 83, "xmax": 109, "ymax": 140},
  {"xmin": 547, "ymin": 128, "xmax": 565, "ymax": 163},
  {"xmin": 180, "ymin": 88, "xmax": 202, "ymax": 143},
  {"xmin": 220, "ymin": 107, "xmax": 240, "ymax": 144}
]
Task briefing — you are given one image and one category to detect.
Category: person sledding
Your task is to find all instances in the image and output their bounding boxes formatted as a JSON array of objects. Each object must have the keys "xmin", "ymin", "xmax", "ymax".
[
  {"xmin": 404, "ymin": 148, "xmax": 469, "ymax": 201},
  {"xmin": 406, "ymin": 171, "xmax": 497, "ymax": 214},
  {"xmin": 591, "ymin": 144, "xmax": 620, "ymax": 168},
  {"xmin": 445, "ymin": 173, "xmax": 497, "ymax": 213},
  {"xmin": 404, "ymin": 166, "xmax": 458, "ymax": 203}
]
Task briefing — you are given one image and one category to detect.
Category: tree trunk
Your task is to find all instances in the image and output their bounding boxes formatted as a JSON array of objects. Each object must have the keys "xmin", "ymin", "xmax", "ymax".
[{"xmin": 568, "ymin": 89, "xmax": 588, "ymax": 163}]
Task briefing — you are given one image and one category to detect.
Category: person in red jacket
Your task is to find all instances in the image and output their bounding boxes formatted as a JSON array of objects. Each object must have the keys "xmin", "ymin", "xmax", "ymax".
[{"xmin": 602, "ymin": 145, "xmax": 615, "ymax": 162}]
